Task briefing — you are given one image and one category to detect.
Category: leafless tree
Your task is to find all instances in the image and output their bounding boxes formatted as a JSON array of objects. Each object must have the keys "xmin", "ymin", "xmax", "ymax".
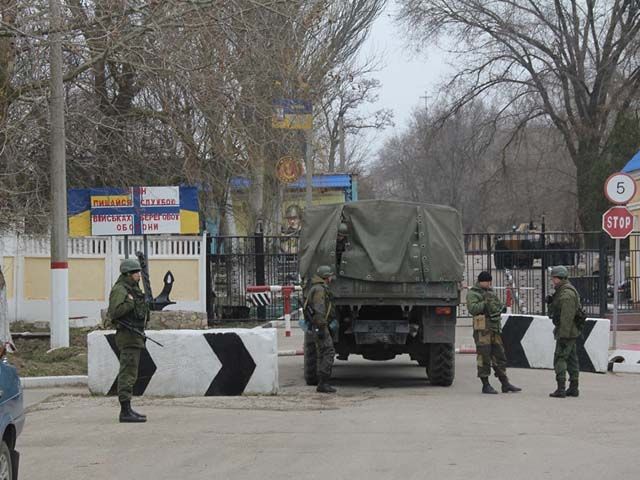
[
  {"xmin": 369, "ymin": 99, "xmax": 578, "ymax": 231},
  {"xmin": 399, "ymin": 0, "xmax": 640, "ymax": 230},
  {"xmin": 0, "ymin": 0, "xmax": 387, "ymax": 234}
]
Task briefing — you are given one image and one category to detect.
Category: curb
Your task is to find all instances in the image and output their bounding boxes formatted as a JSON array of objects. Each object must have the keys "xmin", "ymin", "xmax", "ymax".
[{"xmin": 21, "ymin": 375, "xmax": 88, "ymax": 389}]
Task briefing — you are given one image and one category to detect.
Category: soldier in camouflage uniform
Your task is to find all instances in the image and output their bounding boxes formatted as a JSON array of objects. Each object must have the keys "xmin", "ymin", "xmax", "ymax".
[
  {"xmin": 108, "ymin": 258, "xmax": 149, "ymax": 423},
  {"xmin": 336, "ymin": 222, "xmax": 349, "ymax": 269},
  {"xmin": 467, "ymin": 271, "xmax": 521, "ymax": 394},
  {"xmin": 546, "ymin": 265, "xmax": 581, "ymax": 398},
  {"xmin": 306, "ymin": 265, "xmax": 337, "ymax": 393}
]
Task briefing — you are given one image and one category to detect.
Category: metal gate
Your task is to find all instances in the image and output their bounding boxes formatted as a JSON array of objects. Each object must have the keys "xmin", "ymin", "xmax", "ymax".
[
  {"xmin": 206, "ymin": 233, "xmax": 300, "ymax": 322},
  {"xmin": 206, "ymin": 231, "xmax": 640, "ymax": 323}
]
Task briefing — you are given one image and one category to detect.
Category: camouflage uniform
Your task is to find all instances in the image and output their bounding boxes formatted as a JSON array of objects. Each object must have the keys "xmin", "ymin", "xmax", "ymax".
[
  {"xmin": 548, "ymin": 280, "xmax": 581, "ymax": 384},
  {"xmin": 336, "ymin": 223, "xmax": 349, "ymax": 269},
  {"xmin": 467, "ymin": 284, "xmax": 507, "ymax": 379},
  {"xmin": 108, "ymin": 274, "xmax": 149, "ymax": 403},
  {"xmin": 307, "ymin": 274, "xmax": 336, "ymax": 380}
]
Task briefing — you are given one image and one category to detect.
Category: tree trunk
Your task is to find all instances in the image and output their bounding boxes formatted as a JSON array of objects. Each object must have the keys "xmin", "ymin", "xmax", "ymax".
[
  {"xmin": 0, "ymin": 263, "xmax": 11, "ymax": 345},
  {"xmin": 576, "ymin": 140, "xmax": 609, "ymax": 231}
]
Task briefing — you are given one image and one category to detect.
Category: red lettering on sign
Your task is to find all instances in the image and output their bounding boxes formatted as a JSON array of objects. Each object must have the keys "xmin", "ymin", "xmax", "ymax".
[{"xmin": 603, "ymin": 206, "xmax": 635, "ymax": 239}]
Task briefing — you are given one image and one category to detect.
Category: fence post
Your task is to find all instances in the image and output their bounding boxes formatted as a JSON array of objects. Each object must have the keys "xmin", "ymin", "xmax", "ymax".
[
  {"xmin": 541, "ymin": 217, "xmax": 547, "ymax": 316},
  {"xmin": 486, "ymin": 233, "xmax": 492, "ymax": 273},
  {"xmin": 255, "ymin": 225, "xmax": 266, "ymax": 320},
  {"xmin": 199, "ymin": 232, "xmax": 208, "ymax": 315},
  {"xmin": 599, "ymin": 231, "xmax": 608, "ymax": 317},
  {"xmin": 205, "ymin": 233, "xmax": 214, "ymax": 323}
]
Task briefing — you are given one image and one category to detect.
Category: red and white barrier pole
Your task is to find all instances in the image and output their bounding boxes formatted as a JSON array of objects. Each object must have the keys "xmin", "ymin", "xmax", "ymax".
[
  {"xmin": 281, "ymin": 286, "xmax": 294, "ymax": 337},
  {"xmin": 247, "ymin": 285, "xmax": 301, "ymax": 337},
  {"xmin": 505, "ymin": 287, "xmax": 513, "ymax": 314}
]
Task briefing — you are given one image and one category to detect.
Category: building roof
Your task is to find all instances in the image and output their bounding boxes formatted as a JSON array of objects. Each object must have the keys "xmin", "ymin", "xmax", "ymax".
[
  {"xmin": 622, "ymin": 149, "xmax": 640, "ymax": 173},
  {"xmin": 231, "ymin": 173, "xmax": 354, "ymax": 190}
]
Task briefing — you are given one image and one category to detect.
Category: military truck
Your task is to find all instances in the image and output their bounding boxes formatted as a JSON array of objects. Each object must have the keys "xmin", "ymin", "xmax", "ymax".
[
  {"xmin": 299, "ymin": 200, "xmax": 465, "ymax": 386},
  {"xmin": 494, "ymin": 222, "xmax": 577, "ymax": 269}
]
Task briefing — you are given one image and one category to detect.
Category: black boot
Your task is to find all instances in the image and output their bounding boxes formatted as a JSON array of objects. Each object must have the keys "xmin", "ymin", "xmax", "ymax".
[
  {"xmin": 566, "ymin": 380, "xmax": 579, "ymax": 397},
  {"xmin": 119, "ymin": 400, "xmax": 147, "ymax": 423},
  {"xmin": 316, "ymin": 375, "xmax": 337, "ymax": 394},
  {"xmin": 481, "ymin": 377, "xmax": 498, "ymax": 394},
  {"xmin": 130, "ymin": 405, "xmax": 147, "ymax": 420},
  {"xmin": 549, "ymin": 381, "xmax": 566, "ymax": 398},
  {"xmin": 499, "ymin": 376, "xmax": 522, "ymax": 393}
]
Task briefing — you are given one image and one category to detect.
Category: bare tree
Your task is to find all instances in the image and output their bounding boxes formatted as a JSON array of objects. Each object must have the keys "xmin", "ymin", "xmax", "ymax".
[
  {"xmin": 318, "ymin": 65, "xmax": 393, "ymax": 172},
  {"xmin": 369, "ymin": 99, "xmax": 578, "ymax": 231},
  {"xmin": 399, "ymin": 0, "xmax": 640, "ymax": 230}
]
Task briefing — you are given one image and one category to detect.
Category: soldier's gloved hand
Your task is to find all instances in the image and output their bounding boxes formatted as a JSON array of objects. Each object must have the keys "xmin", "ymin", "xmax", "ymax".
[
  {"xmin": 501, "ymin": 306, "xmax": 507, "ymax": 314},
  {"xmin": 545, "ymin": 295, "xmax": 553, "ymax": 305}
]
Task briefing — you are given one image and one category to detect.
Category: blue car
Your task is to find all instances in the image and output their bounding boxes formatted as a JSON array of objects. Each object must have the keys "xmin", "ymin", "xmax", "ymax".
[{"xmin": 0, "ymin": 345, "xmax": 23, "ymax": 480}]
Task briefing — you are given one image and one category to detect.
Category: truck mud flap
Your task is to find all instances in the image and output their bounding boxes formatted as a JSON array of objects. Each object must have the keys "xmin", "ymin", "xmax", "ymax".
[
  {"xmin": 422, "ymin": 316, "xmax": 456, "ymax": 344},
  {"xmin": 353, "ymin": 320, "xmax": 409, "ymax": 345}
]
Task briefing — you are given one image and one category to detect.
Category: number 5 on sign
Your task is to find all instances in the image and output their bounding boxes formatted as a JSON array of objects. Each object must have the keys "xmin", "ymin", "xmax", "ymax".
[{"xmin": 605, "ymin": 173, "xmax": 636, "ymax": 205}]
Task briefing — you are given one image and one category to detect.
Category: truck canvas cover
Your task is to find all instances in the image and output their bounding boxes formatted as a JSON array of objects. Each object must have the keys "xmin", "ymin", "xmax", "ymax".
[{"xmin": 299, "ymin": 200, "xmax": 464, "ymax": 283}]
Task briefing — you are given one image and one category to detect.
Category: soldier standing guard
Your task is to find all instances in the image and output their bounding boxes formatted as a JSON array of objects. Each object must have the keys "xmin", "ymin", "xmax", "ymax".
[
  {"xmin": 467, "ymin": 271, "xmax": 522, "ymax": 394},
  {"xmin": 306, "ymin": 265, "xmax": 337, "ymax": 394},
  {"xmin": 547, "ymin": 266, "xmax": 581, "ymax": 398},
  {"xmin": 108, "ymin": 258, "xmax": 150, "ymax": 423}
]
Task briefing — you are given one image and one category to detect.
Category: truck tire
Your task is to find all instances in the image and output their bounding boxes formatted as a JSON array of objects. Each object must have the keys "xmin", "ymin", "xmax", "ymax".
[
  {"xmin": 303, "ymin": 332, "xmax": 318, "ymax": 386},
  {"xmin": 427, "ymin": 343, "xmax": 455, "ymax": 386}
]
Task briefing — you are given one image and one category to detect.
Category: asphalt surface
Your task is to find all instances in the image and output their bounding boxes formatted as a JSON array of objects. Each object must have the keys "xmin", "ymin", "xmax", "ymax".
[{"xmin": 20, "ymin": 351, "xmax": 640, "ymax": 480}]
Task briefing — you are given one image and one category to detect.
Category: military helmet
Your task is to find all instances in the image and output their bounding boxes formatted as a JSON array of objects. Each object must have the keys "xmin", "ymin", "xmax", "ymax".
[
  {"xmin": 338, "ymin": 223, "xmax": 349, "ymax": 235},
  {"xmin": 550, "ymin": 265, "xmax": 568, "ymax": 279},
  {"xmin": 316, "ymin": 265, "xmax": 334, "ymax": 279},
  {"xmin": 120, "ymin": 258, "xmax": 142, "ymax": 274},
  {"xmin": 285, "ymin": 204, "xmax": 302, "ymax": 218}
]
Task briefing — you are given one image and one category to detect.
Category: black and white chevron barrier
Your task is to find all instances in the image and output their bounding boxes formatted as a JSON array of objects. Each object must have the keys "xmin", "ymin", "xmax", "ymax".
[
  {"xmin": 247, "ymin": 292, "xmax": 272, "ymax": 307},
  {"xmin": 88, "ymin": 329, "xmax": 278, "ymax": 396},
  {"xmin": 608, "ymin": 349, "xmax": 640, "ymax": 373},
  {"xmin": 500, "ymin": 314, "xmax": 610, "ymax": 373}
]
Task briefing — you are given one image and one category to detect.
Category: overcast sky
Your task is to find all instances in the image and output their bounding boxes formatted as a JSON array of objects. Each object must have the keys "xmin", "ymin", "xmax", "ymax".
[{"xmin": 358, "ymin": 1, "xmax": 452, "ymax": 155}]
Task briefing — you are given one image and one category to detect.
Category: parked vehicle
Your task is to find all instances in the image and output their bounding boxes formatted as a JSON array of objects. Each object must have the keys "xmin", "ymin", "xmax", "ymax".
[
  {"xmin": 299, "ymin": 200, "xmax": 465, "ymax": 386},
  {"xmin": 0, "ymin": 344, "xmax": 24, "ymax": 480},
  {"xmin": 494, "ymin": 222, "xmax": 578, "ymax": 269}
]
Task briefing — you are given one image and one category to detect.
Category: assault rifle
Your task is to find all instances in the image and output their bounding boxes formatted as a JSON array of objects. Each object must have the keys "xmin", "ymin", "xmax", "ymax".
[{"xmin": 118, "ymin": 320, "xmax": 164, "ymax": 348}]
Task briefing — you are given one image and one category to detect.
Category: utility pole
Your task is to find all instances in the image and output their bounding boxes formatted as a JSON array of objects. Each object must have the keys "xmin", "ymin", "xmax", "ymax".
[
  {"xmin": 420, "ymin": 92, "xmax": 431, "ymax": 113},
  {"xmin": 49, "ymin": 0, "xmax": 69, "ymax": 349}
]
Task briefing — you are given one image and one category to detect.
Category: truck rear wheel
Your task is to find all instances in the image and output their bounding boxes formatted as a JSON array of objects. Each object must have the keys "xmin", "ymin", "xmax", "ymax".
[
  {"xmin": 303, "ymin": 332, "xmax": 318, "ymax": 386},
  {"xmin": 427, "ymin": 343, "xmax": 455, "ymax": 386}
]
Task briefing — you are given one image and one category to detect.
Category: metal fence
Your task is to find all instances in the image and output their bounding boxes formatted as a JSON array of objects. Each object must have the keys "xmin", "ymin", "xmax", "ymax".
[
  {"xmin": 206, "ymin": 231, "xmax": 640, "ymax": 322},
  {"xmin": 206, "ymin": 234, "xmax": 301, "ymax": 322}
]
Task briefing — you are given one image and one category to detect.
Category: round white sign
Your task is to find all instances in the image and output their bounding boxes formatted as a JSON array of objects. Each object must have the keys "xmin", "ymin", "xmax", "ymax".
[{"xmin": 604, "ymin": 173, "xmax": 636, "ymax": 205}]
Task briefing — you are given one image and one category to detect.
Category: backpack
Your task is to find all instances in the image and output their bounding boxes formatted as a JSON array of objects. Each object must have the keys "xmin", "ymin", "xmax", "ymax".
[
  {"xmin": 567, "ymin": 284, "xmax": 587, "ymax": 330},
  {"xmin": 574, "ymin": 304, "xmax": 587, "ymax": 330}
]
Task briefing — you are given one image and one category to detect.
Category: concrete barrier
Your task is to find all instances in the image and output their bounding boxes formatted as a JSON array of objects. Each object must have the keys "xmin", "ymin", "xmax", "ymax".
[
  {"xmin": 500, "ymin": 314, "xmax": 610, "ymax": 373},
  {"xmin": 609, "ymin": 349, "xmax": 640, "ymax": 374},
  {"xmin": 88, "ymin": 328, "xmax": 278, "ymax": 397}
]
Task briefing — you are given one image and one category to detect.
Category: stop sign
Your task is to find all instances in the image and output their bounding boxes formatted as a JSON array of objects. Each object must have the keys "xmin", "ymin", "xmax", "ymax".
[{"xmin": 602, "ymin": 206, "xmax": 635, "ymax": 239}]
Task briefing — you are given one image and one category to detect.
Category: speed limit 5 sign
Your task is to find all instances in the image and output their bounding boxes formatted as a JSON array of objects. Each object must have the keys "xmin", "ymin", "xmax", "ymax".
[{"xmin": 605, "ymin": 173, "xmax": 636, "ymax": 205}]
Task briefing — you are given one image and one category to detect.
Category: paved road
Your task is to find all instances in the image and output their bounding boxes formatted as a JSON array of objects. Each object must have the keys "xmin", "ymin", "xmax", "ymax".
[{"xmin": 20, "ymin": 353, "xmax": 640, "ymax": 480}]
